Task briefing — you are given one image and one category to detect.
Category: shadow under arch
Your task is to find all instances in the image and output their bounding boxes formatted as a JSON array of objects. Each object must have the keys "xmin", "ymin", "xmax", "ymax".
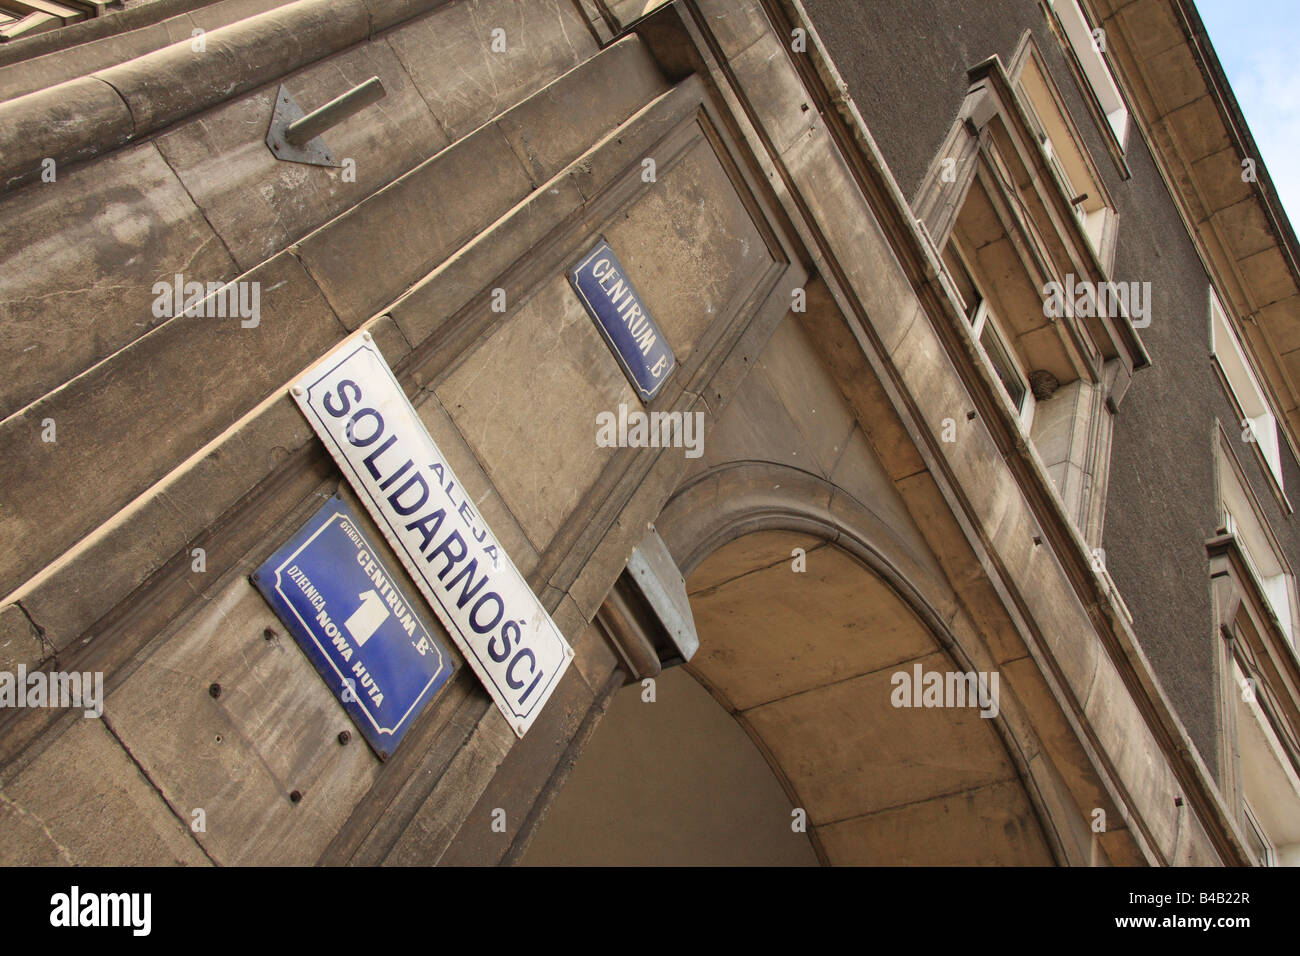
[{"xmin": 656, "ymin": 459, "xmax": 1065, "ymax": 865}]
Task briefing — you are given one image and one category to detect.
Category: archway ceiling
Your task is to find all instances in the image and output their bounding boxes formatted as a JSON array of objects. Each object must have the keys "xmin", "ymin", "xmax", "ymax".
[{"xmin": 686, "ymin": 530, "xmax": 1054, "ymax": 864}]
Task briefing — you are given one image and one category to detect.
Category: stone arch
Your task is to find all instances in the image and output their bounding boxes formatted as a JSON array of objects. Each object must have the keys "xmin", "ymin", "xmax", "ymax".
[{"xmin": 653, "ymin": 459, "xmax": 1065, "ymax": 865}]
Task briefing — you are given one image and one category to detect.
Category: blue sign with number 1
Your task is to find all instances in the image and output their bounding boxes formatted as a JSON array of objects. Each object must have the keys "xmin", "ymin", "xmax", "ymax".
[{"xmin": 252, "ymin": 495, "xmax": 455, "ymax": 759}]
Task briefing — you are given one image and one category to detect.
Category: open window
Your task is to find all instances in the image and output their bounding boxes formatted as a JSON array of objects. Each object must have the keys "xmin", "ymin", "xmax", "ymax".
[
  {"xmin": 1209, "ymin": 434, "xmax": 1300, "ymax": 867},
  {"xmin": 1048, "ymin": 0, "xmax": 1131, "ymax": 149},
  {"xmin": 937, "ymin": 168, "xmax": 1116, "ymax": 544},
  {"xmin": 1017, "ymin": 51, "xmax": 1116, "ymax": 266},
  {"xmin": 1217, "ymin": 437, "xmax": 1295, "ymax": 644},
  {"xmin": 942, "ymin": 242, "xmax": 1035, "ymax": 429},
  {"xmin": 1211, "ymin": 287, "xmax": 1285, "ymax": 494}
]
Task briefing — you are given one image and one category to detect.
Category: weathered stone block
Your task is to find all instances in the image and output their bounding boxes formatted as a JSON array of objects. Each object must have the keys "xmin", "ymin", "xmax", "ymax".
[
  {"xmin": 745, "ymin": 651, "xmax": 1016, "ymax": 824},
  {"xmin": 105, "ymin": 575, "xmax": 384, "ymax": 865},
  {"xmin": 412, "ymin": 389, "xmax": 540, "ymax": 577},
  {"xmin": 0, "ymin": 20, "xmax": 184, "ymax": 101},
  {"xmin": 0, "ymin": 604, "xmax": 43, "ymax": 672},
  {"xmin": 435, "ymin": 273, "xmax": 638, "ymax": 552},
  {"xmin": 382, "ymin": 705, "xmax": 516, "ymax": 865},
  {"xmin": 385, "ymin": 0, "xmax": 597, "ymax": 143},
  {"xmin": 567, "ymin": 612, "xmax": 618, "ymax": 695},
  {"xmin": 830, "ymin": 427, "xmax": 938, "ymax": 572},
  {"xmin": 437, "ymin": 665, "xmax": 595, "ymax": 865},
  {"xmin": 697, "ymin": 0, "xmax": 770, "ymax": 60},
  {"xmin": 0, "ymin": 142, "xmax": 238, "ymax": 418},
  {"xmin": 817, "ymin": 778, "xmax": 1054, "ymax": 864},
  {"xmin": 783, "ymin": 123, "xmax": 924, "ymax": 358},
  {"xmin": 0, "ymin": 251, "xmax": 342, "ymax": 598},
  {"xmin": 691, "ymin": 540, "xmax": 937, "ymax": 712},
  {"xmin": 94, "ymin": 0, "xmax": 370, "ymax": 133},
  {"xmin": 0, "ymin": 718, "xmax": 210, "ymax": 866},
  {"xmin": 155, "ymin": 38, "xmax": 448, "ymax": 271},
  {"xmin": 1082, "ymin": 658, "xmax": 1181, "ymax": 861},
  {"xmin": 711, "ymin": 364, "xmax": 819, "ymax": 478},
  {"xmin": 601, "ymin": 135, "xmax": 771, "ymax": 366},
  {"xmin": 757, "ymin": 316, "xmax": 857, "ymax": 478},
  {"xmin": 729, "ymin": 28, "xmax": 816, "ymax": 156},
  {"xmin": 389, "ymin": 174, "xmax": 585, "ymax": 350},
  {"xmin": 0, "ymin": 77, "xmax": 133, "ymax": 193},
  {"xmin": 495, "ymin": 36, "xmax": 668, "ymax": 186},
  {"xmin": 17, "ymin": 394, "xmax": 315, "ymax": 651},
  {"xmin": 296, "ymin": 123, "xmax": 533, "ymax": 328},
  {"xmin": 796, "ymin": 283, "xmax": 928, "ymax": 482}
]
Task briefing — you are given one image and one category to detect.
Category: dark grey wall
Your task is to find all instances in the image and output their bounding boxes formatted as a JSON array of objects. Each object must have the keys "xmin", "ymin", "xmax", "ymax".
[
  {"xmin": 804, "ymin": 0, "xmax": 1300, "ymax": 776},
  {"xmin": 804, "ymin": 0, "xmax": 1048, "ymax": 200}
]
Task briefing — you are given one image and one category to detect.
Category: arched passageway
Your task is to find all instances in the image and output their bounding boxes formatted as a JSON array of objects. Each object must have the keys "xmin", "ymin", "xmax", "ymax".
[
  {"xmin": 521, "ymin": 665, "xmax": 818, "ymax": 866},
  {"xmin": 526, "ymin": 526, "xmax": 1055, "ymax": 865}
]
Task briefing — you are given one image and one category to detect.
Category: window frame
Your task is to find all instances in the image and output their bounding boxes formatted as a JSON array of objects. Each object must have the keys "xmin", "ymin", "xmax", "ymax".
[
  {"xmin": 1046, "ymin": 0, "xmax": 1132, "ymax": 154},
  {"xmin": 969, "ymin": 298, "xmax": 1037, "ymax": 431},
  {"xmin": 1242, "ymin": 801, "xmax": 1276, "ymax": 866},
  {"xmin": 945, "ymin": 240, "xmax": 1038, "ymax": 432},
  {"xmin": 1216, "ymin": 430, "xmax": 1298, "ymax": 646},
  {"xmin": 1013, "ymin": 45, "xmax": 1119, "ymax": 272},
  {"xmin": 1211, "ymin": 286, "xmax": 1288, "ymax": 499},
  {"xmin": 935, "ymin": 235, "xmax": 1039, "ymax": 433},
  {"xmin": 1230, "ymin": 655, "xmax": 1300, "ymax": 866}
]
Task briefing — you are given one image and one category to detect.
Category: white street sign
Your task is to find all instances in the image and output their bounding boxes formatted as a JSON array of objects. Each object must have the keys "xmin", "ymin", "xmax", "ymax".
[{"xmin": 290, "ymin": 333, "xmax": 573, "ymax": 737}]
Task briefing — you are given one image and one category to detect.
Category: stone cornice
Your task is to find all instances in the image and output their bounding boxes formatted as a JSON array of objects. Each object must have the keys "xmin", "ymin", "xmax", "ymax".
[
  {"xmin": 0, "ymin": 0, "xmax": 448, "ymax": 195},
  {"xmin": 1096, "ymin": 0, "xmax": 1300, "ymax": 464}
]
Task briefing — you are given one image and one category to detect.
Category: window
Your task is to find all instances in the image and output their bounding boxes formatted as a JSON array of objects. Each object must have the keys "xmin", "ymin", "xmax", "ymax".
[
  {"xmin": 1232, "ymin": 658, "xmax": 1300, "ymax": 865},
  {"xmin": 1218, "ymin": 440, "xmax": 1295, "ymax": 644},
  {"xmin": 942, "ymin": 243, "xmax": 1036, "ymax": 429},
  {"xmin": 1211, "ymin": 287, "xmax": 1284, "ymax": 492},
  {"xmin": 970, "ymin": 300, "xmax": 1035, "ymax": 428},
  {"xmin": 1243, "ymin": 802, "xmax": 1275, "ymax": 867},
  {"xmin": 1224, "ymin": 508, "xmax": 1294, "ymax": 644},
  {"xmin": 1017, "ymin": 54, "xmax": 1116, "ymax": 263},
  {"xmin": 1049, "ymin": 0, "xmax": 1130, "ymax": 147}
]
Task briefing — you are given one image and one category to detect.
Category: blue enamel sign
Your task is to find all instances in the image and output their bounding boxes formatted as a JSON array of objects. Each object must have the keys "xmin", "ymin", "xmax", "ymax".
[
  {"xmin": 252, "ymin": 496, "xmax": 454, "ymax": 758},
  {"xmin": 569, "ymin": 239, "xmax": 675, "ymax": 401}
]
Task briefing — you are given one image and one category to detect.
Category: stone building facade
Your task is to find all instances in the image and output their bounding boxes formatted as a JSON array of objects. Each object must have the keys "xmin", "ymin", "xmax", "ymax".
[{"xmin": 0, "ymin": 0, "xmax": 1296, "ymax": 865}]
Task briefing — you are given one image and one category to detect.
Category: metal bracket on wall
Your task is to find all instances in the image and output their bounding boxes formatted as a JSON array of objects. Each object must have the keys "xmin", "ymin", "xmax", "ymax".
[
  {"xmin": 624, "ymin": 526, "xmax": 699, "ymax": 665},
  {"xmin": 265, "ymin": 76, "xmax": 386, "ymax": 167},
  {"xmin": 593, "ymin": 526, "xmax": 700, "ymax": 681}
]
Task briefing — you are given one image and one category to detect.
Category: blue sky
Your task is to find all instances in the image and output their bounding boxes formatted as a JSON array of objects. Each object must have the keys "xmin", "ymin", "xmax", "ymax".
[{"xmin": 1195, "ymin": 0, "xmax": 1300, "ymax": 228}]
